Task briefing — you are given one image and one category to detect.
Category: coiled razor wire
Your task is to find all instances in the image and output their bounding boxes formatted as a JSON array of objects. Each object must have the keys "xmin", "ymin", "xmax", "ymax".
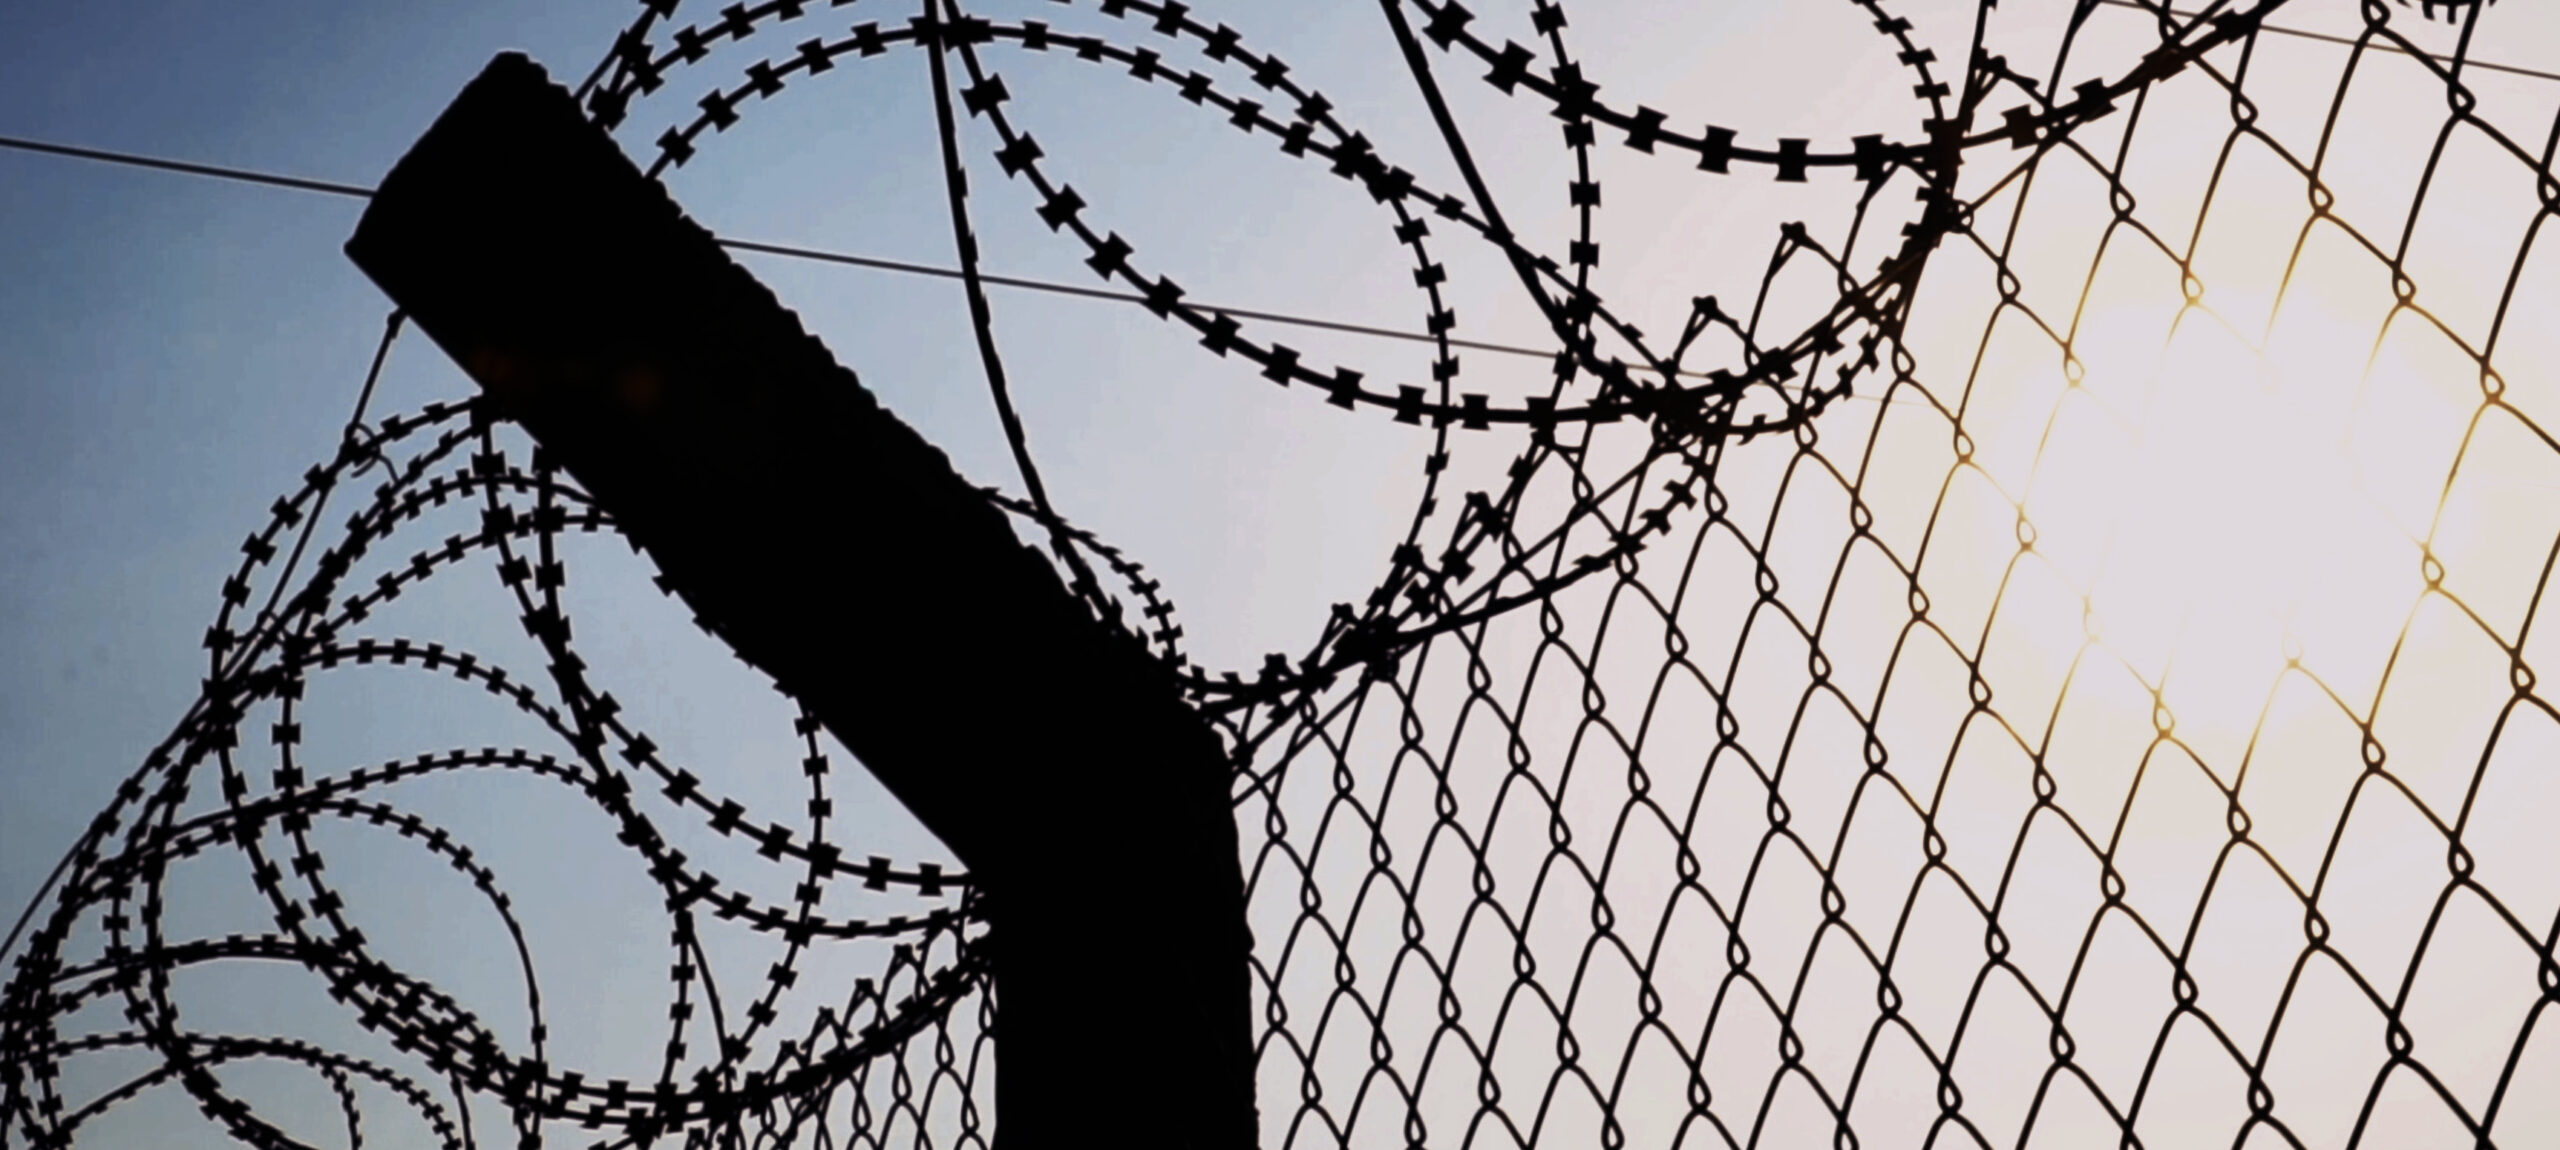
[{"xmin": 8, "ymin": 0, "xmax": 2558, "ymax": 1146}]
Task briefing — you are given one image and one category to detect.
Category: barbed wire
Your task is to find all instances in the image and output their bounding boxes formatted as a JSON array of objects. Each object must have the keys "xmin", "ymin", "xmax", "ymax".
[{"xmin": 8, "ymin": 0, "xmax": 2554, "ymax": 1146}]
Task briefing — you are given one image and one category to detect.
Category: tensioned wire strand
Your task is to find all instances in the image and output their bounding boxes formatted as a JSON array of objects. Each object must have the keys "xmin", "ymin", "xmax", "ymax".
[
  {"xmin": 8, "ymin": 0, "xmax": 2543, "ymax": 399},
  {"xmin": 0, "ymin": 127, "xmax": 1704, "ymax": 377},
  {"xmin": 2092, "ymin": 0, "xmax": 2560, "ymax": 84}
]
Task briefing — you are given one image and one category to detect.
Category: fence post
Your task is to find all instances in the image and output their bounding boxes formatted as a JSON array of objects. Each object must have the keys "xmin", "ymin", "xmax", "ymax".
[{"xmin": 346, "ymin": 53, "xmax": 1258, "ymax": 1150}]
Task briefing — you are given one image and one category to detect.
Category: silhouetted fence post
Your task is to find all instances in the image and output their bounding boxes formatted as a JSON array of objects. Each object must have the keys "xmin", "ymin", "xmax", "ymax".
[{"xmin": 346, "ymin": 53, "xmax": 1258, "ymax": 1150}]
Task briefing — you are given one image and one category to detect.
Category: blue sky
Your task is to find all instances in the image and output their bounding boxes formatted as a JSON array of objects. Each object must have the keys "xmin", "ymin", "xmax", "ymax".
[
  {"xmin": 0, "ymin": 6, "xmax": 1490, "ymax": 1139},
  {"xmin": 0, "ymin": 0, "xmax": 1417, "ymax": 914},
  {"xmin": 0, "ymin": 0, "xmax": 1919, "ymax": 919},
  {"xmin": 13, "ymin": 2, "xmax": 2560, "ymax": 1147},
  {"xmin": 0, "ymin": 0, "xmax": 609, "ymax": 914}
]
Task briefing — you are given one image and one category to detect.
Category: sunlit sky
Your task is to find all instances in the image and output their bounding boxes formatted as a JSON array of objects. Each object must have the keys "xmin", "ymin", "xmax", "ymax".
[{"xmin": 8, "ymin": 1, "xmax": 2560, "ymax": 1147}]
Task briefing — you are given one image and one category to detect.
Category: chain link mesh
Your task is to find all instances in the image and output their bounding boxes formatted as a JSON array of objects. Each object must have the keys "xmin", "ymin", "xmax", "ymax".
[{"xmin": 10, "ymin": 0, "xmax": 2560, "ymax": 1147}]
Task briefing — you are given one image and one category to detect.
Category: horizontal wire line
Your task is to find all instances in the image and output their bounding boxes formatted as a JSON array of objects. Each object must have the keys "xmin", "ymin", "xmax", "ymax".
[
  {"xmin": 0, "ymin": 15, "xmax": 2542, "ymax": 406},
  {"xmin": 2094, "ymin": 0, "xmax": 2560, "ymax": 84},
  {"xmin": 0, "ymin": 129, "xmax": 1666, "ymax": 375},
  {"xmin": 0, "ymin": 131, "xmax": 376, "ymax": 198},
  {"xmin": 711, "ymin": 236, "xmax": 1609, "ymax": 367}
]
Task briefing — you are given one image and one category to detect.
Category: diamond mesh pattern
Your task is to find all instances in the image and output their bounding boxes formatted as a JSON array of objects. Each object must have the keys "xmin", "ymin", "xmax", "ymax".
[{"xmin": 10, "ymin": 1, "xmax": 2560, "ymax": 1147}]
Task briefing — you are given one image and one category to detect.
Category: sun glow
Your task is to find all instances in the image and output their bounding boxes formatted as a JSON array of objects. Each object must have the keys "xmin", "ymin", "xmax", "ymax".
[
  {"xmin": 2050, "ymin": 303, "xmax": 2405, "ymax": 733},
  {"xmin": 1924, "ymin": 226, "xmax": 2527, "ymax": 782}
]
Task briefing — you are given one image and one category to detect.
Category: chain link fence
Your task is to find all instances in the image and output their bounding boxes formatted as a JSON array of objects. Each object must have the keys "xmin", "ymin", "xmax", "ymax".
[{"xmin": 9, "ymin": 0, "xmax": 2559, "ymax": 1146}]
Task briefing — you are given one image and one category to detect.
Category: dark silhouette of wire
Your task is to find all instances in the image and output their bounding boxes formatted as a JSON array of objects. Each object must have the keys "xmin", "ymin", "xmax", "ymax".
[
  {"xmin": 0, "ymin": 131, "xmax": 377, "ymax": 197},
  {"xmin": 13, "ymin": 1, "xmax": 2558, "ymax": 1145},
  {"xmin": 2094, "ymin": 0, "xmax": 2559, "ymax": 82},
  {"xmin": 0, "ymin": 128, "xmax": 1718, "ymax": 378}
]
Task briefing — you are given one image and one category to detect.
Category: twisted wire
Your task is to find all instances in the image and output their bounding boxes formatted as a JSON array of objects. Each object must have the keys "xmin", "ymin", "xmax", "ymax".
[{"xmin": 10, "ymin": 0, "xmax": 2551, "ymax": 1146}]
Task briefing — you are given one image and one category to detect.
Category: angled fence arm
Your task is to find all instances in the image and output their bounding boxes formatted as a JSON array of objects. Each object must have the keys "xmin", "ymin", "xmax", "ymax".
[{"xmin": 345, "ymin": 53, "xmax": 1257, "ymax": 1150}]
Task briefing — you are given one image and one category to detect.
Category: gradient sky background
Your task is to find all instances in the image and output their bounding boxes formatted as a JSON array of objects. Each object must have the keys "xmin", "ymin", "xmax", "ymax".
[
  {"xmin": 0, "ymin": 0, "xmax": 1405, "ymax": 913},
  {"xmin": 0, "ymin": 6, "xmax": 1984, "ymax": 1143},
  {"xmin": 0, "ymin": 0, "xmax": 618, "ymax": 916},
  {"xmin": 0, "ymin": 6, "xmax": 1620, "ymax": 1139},
  {"xmin": 10, "ymin": 2, "xmax": 2560, "ymax": 1147},
  {"xmin": 0, "ymin": 0, "xmax": 1945, "ymax": 942},
  {"xmin": 0, "ymin": 2, "xmax": 1466, "ymax": 1140}
]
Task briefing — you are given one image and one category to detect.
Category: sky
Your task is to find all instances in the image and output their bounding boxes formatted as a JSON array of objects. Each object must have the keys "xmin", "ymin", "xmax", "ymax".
[
  {"xmin": 0, "ymin": 0, "xmax": 1947, "ymax": 942},
  {"xmin": 8, "ymin": 1, "xmax": 2560, "ymax": 1148},
  {"xmin": 0, "ymin": 0, "xmax": 1417, "ymax": 927},
  {"xmin": 0, "ymin": 4, "xmax": 1548, "ymax": 1143}
]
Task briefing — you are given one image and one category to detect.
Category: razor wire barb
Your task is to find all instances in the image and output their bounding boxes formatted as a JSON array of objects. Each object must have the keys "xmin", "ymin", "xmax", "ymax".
[{"xmin": 7, "ymin": 0, "xmax": 2556, "ymax": 1147}]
